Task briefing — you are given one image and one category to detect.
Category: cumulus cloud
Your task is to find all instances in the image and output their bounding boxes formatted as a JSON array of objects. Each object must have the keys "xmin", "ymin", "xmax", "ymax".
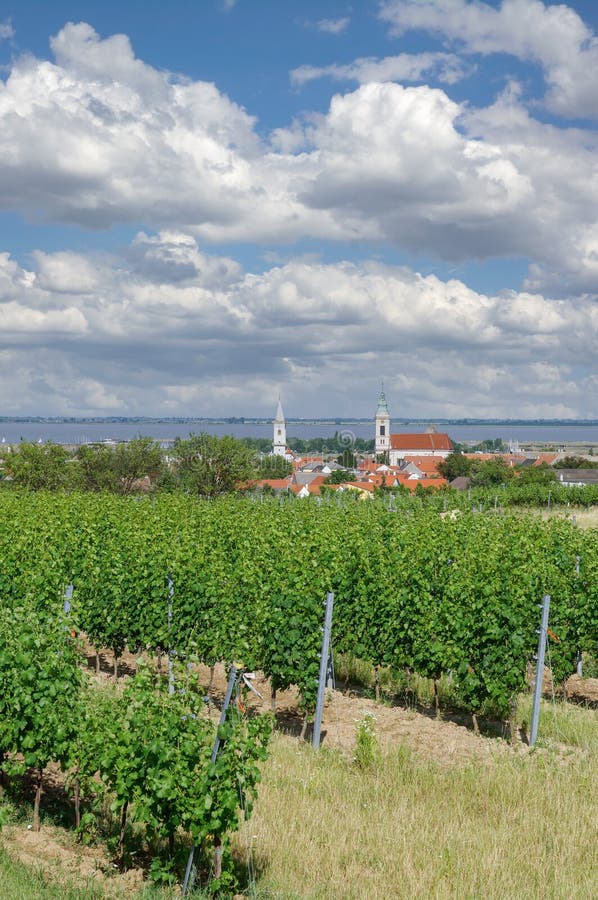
[
  {"xmin": 379, "ymin": 0, "xmax": 598, "ymax": 119},
  {"xmin": 0, "ymin": 21, "xmax": 13, "ymax": 41},
  {"xmin": 290, "ymin": 51, "xmax": 469, "ymax": 86},
  {"xmin": 0, "ymin": 22, "xmax": 597, "ymax": 296},
  {"xmin": 315, "ymin": 17, "xmax": 351, "ymax": 35},
  {"xmin": 0, "ymin": 234, "xmax": 595, "ymax": 417}
]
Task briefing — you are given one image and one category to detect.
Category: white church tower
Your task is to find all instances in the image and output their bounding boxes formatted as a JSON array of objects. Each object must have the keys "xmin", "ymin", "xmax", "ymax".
[
  {"xmin": 374, "ymin": 385, "xmax": 391, "ymax": 457},
  {"xmin": 273, "ymin": 396, "xmax": 287, "ymax": 457}
]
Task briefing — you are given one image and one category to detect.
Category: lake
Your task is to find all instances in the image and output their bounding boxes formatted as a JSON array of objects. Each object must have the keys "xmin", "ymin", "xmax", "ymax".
[{"xmin": 1, "ymin": 421, "xmax": 598, "ymax": 447}]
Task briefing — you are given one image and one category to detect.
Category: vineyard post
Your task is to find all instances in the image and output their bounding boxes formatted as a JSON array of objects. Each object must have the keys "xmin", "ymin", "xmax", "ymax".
[
  {"xmin": 575, "ymin": 556, "xmax": 582, "ymax": 677},
  {"xmin": 181, "ymin": 664, "xmax": 239, "ymax": 896},
  {"xmin": 313, "ymin": 592, "xmax": 334, "ymax": 750},
  {"xmin": 530, "ymin": 594, "xmax": 550, "ymax": 748},
  {"xmin": 167, "ymin": 575, "xmax": 174, "ymax": 695},
  {"xmin": 63, "ymin": 583, "xmax": 73, "ymax": 614}
]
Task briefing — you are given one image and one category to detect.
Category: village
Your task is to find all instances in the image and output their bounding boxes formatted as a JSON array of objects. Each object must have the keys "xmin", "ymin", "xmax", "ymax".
[{"xmin": 253, "ymin": 390, "xmax": 598, "ymax": 498}]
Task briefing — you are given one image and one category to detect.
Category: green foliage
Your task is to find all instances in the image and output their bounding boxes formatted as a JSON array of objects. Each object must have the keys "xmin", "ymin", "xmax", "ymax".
[
  {"xmin": 94, "ymin": 664, "xmax": 271, "ymax": 882},
  {"xmin": 516, "ymin": 462, "xmax": 558, "ymax": 485},
  {"xmin": 324, "ymin": 468, "xmax": 354, "ymax": 484},
  {"xmin": 469, "ymin": 457, "xmax": 516, "ymax": 487},
  {"xmin": 554, "ymin": 456, "xmax": 598, "ymax": 469},
  {"xmin": 255, "ymin": 455, "xmax": 293, "ymax": 478},
  {"xmin": 336, "ymin": 448, "xmax": 357, "ymax": 468},
  {"xmin": 76, "ymin": 437, "xmax": 163, "ymax": 494},
  {"xmin": 287, "ymin": 432, "xmax": 373, "ymax": 454},
  {"xmin": 353, "ymin": 711, "xmax": 379, "ymax": 770},
  {"xmin": 0, "ymin": 601, "xmax": 85, "ymax": 825},
  {"xmin": 0, "ymin": 491, "xmax": 596, "ymax": 727},
  {"xmin": 171, "ymin": 433, "xmax": 255, "ymax": 496},
  {"xmin": 3, "ymin": 443, "xmax": 76, "ymax": 491},
  {"xmin": 437, "ymin": 452, "xmax": 473, "ymax": 481}
]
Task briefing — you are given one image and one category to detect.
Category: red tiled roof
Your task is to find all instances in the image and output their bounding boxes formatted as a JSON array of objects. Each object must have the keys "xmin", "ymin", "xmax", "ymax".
[
  {"xmin": 402, "ymin": 455, "xmax": 444, "ymax": 474},
  {"xmin": 401, "ymin": 477, "xmax": 448, "ymax": 491},
  {"xmin": 390, "ymin": 433, "xmax": 453, "ymax": 451},
  {"xmin": 533, "ymin": 454, "xmax": 559, "ymax": 466},
  {"xmin": 251, "ymin": 478, "xmax": 292, "ymax": 489}
]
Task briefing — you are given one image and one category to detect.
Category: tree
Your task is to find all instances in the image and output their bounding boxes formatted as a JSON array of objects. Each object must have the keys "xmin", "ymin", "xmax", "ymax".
[
  {"xmin": 554, "ymin": 455, "xmax": 598, "ymax": 469},
  {"xmin": 256, "ymin": 454, "xmax": 293, "ymax": 478},
  {"xmin": 517, "ymin": 462, "xmax": 558, "ymax": 485},
  {"xmin": 469, "ymin": 457, "xmax": 515, "ymax": 487},
  {"xmin": 337, "ymin": 448, "xmax": 356, "ymax": 468},
  {"xmin": 4, "ymin": 442, "xmax": 75, "ymax": 490},
  {"xmin": 170, "ymin": 433, "xmax": 255, "ymax": 496},
  {"xmin": 324, "ymin": 468, "xmax": 355, "ymax": 484},
  {"xmin": 76, "ymin": 437, "xmax": 163, "ymax": 494},
  {"xmin": 76, "ymin": 444, "xmax": 120, "ymax": 492},
  {"xmin": 112, "ymin": 437, "xmax": 163, "ymax": 494},
  {"xmin": 437, "ymin": 452, "xmax": 473, "ymax": 481}
]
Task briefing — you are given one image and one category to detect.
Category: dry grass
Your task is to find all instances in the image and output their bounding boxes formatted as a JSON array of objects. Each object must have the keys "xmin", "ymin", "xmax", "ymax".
[
  {"xmin": 532, "ymin": 507, "xmax": 598, "ymax": 530},
  {"xmin": 238, "ymin": 719, "xmax": 598, "ymax": 899},
  {"xmin": 516, "ymin": 696, "xmax": 598, "ymax": 753}
]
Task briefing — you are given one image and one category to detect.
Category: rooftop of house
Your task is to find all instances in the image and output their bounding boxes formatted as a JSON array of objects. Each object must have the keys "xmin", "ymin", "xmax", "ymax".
[{"xmin": 390, "ymin": 433, "xmax": 453, "ymax": 452}]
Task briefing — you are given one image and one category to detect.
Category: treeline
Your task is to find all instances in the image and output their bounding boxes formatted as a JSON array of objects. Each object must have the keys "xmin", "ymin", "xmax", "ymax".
[
  {"xmin": 0, "ymin": 434, "xmax": 292, "ymax": 495},
  {"xmin": 239, "ymin": 432, "xmax": 375, "ymax": 454},
  {"xmin": 439, "ymin": 452, "xmax": 598, "ymax": 486}
]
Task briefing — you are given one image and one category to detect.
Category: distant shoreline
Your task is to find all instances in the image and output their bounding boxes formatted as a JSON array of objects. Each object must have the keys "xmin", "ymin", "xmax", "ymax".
[{"xmin": 1, "ymin": 416, "xmax": 597, "ymax": 427}]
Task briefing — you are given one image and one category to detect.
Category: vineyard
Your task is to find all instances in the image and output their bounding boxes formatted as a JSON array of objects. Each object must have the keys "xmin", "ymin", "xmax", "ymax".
[{"xmin": 0, "ymin": 490, "xmax": 597, "ymax": 891}]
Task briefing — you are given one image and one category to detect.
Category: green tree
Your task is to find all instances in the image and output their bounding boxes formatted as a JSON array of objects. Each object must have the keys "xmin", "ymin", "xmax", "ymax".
[
  {"xmin": 470, "ymin": 457, "xmax": 515, "ymax": 487},
  {"xmin": 4, "ymin": 442, "xmax": 75, "ymax": 490},
  {"xmin": 76, "ymin": 437, "xmax": 163, "ymax": 494},
  {"xmin": 325, "ymin": 468, "xmax": 355, "ymax": 484},
  {"xmin": 437, "ymin": 452, "xmax": 473, "ymax": 481},
  {"xmin": 255, "ymin": 454, "xmax": 293, "ymax": 478},
  {"xmin": 554, "ymin": 455, "xmax": 598, "ymax": 469},
  {"xmin": 171, "ymin": 433, "xmax": 255, "ymax": 496},
  {"xmin": 337, "ymin": 448, "xmax": 357, "ymax": 468},
  {"xmin": 112, "ymin": 437, "xmax": 163, "ymax": 494},
  {"xmin": 76, "ymin": 444, "xmax": 120, "ymax": 492},
  {"xmin": 517, "ymin": 462, "xmax": 558, "ymax": 485}
]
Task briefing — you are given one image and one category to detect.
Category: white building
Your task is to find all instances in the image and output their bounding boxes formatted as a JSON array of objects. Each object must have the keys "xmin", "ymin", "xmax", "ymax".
[
  {"xmin": 374, "ymin": 389, "xmax": 453, "ymax": 464},
  {"xmin": 272, "ymin": 397, "xmax": 294, "ymax": 460}
]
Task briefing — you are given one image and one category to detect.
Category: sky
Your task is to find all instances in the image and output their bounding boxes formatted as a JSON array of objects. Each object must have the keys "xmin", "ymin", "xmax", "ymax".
[{"xmin": 0, "ymin": 0, "xmax": 597, "ymax": 419}]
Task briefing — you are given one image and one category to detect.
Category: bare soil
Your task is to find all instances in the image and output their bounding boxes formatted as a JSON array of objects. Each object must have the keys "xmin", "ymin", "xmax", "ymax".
[{"xmin": 2, "ymin": 824, "xmax": 144, "ymax": 897}]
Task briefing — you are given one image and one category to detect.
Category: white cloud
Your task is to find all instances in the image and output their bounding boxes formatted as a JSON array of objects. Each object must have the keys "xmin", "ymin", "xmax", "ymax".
[
  {"xmin": 315, "ymin": 17, "xmax": 351, "ymax": 35},
  {"xmin": 0, "ymin": 21, "xmax": 13, "ymax": 41},
  {"xmin": 0, "ymin": 235, "xmax": 595, "ymax": 417},
  {"xmin": 0, "ymin": 22, "xmax": 597, "ymax": 296},
  {"xmin": 379, "ymin": 0, "xmax": 598, "ymax": 119},
  {"xmin": 291, "ymin": 51, "xmax": 469, "ymax": 86}
]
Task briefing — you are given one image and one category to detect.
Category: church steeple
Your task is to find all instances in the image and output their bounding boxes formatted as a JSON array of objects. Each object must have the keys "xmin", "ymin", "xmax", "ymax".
[
  {"xmin": 374, "ymin": 383, "xmax": 390, "ymax": 457},
  {"xmin": 273, "ymin": 395, "xmax": 287, "ymax": 457}
]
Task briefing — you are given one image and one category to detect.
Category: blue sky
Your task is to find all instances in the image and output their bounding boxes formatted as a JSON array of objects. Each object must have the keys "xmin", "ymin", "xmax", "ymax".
[{"xmin": 0, "ymin": 1, "xmax": 597, "ymax": 417}]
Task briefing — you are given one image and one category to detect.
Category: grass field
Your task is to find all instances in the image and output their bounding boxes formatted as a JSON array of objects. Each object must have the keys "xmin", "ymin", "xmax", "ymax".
[{"xmin": 239, "ymin": 723, "xmax": 597, "ymax": 899}]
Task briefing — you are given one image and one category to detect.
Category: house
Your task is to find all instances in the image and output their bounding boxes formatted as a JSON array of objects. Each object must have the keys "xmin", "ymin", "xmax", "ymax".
[{"xmin": 556, "ymin": 469, "xmax": 598, "ymax": 487}]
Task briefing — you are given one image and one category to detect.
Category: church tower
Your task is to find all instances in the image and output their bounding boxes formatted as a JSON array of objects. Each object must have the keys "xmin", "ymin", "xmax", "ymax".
[
  {"xmin": 374, "ymin": 386, "xmax": 390, "ymax": 457},
  {"xmin": 273, "ymin": 396, "xmax": 287, "ymax": 457}
]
